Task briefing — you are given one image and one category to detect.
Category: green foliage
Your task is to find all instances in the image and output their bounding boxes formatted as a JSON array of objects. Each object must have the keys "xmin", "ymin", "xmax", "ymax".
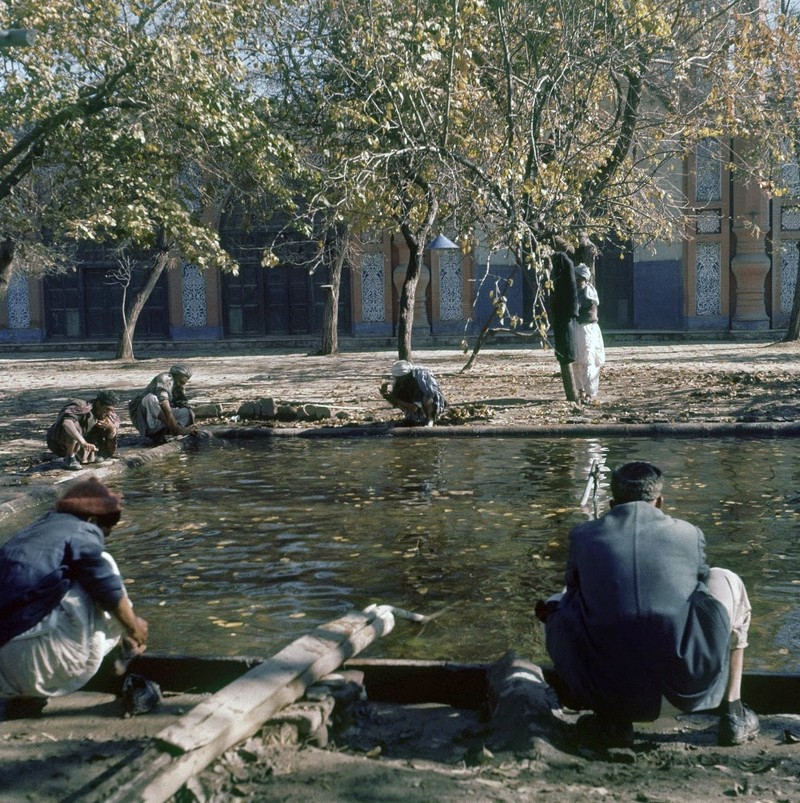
[
  {"xmin": 2, "ymin": 0, "xmax": 797, "ymax": 302},
  {"xmin": 0, "ymin": 0, "xmax": 292, "ymax": 272}
]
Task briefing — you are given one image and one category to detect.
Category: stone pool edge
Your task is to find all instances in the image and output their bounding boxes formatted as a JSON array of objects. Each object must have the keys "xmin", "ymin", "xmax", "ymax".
[
  {"xmin": 210, "ymin": 420, "xmax": 800, "ymax": 439},
  {"xmin": 0, "ymin": 438, "xmax": 187, "ymax": 526}
]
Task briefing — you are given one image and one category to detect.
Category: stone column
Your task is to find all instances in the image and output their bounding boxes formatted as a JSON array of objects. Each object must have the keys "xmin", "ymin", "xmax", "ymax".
[{"xmin": 730, "ymin": 142, "xmax": 771, "ymax": 330}]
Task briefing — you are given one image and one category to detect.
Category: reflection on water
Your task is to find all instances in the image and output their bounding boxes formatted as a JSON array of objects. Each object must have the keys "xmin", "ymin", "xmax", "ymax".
[{"xmin": 4, "ymin": 437, "xmax": 799, "ymax": 670}]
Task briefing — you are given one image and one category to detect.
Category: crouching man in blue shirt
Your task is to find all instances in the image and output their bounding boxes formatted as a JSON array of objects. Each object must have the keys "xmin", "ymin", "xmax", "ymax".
[{"xmin": 0, "ymin": 477, "xmax": 148, "ymax": 719}]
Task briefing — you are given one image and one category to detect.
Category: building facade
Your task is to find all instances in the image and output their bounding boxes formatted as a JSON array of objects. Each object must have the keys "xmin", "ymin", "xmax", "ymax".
[
  {"xmin": 0, "ymin": 231, "xmax": 475, "ymax": 346},
  {"xmin": 608, "ymin": 137, "xmax": 798, "ymax": 334},
  {"xmin": 2, "ymin": 139, "xmax": 797, "ymax": 346}
]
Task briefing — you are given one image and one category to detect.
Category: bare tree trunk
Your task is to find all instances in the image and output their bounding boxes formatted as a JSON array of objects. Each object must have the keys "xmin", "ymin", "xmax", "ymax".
[
  {"xmin": 573, "ymin": 236, "xmax": 598, "ymax": 273},
  {"xmin": 114, "ymin": 250, "xmax": 170, "ymax": 361},
  {"xmin": 319, "ymin": 223, "xmax": 349, "ymax": 356},
  {"xmin": 560, "ymin": 362, "xmax": 577, "ymax": 401},
  {"xmin": 397, "ymin": 260, "xmax": 419, "ymax": 362},
  {"xmin": 395, "ymin": 177, "xmax": 437, "ymax": 361},
  {"xmin": 0, "ymin": 237, "xmax": 15, "ymax": 300},
  {"xmin": 319, "ymin": 284, "xmax": 340, "ymax": 355}
]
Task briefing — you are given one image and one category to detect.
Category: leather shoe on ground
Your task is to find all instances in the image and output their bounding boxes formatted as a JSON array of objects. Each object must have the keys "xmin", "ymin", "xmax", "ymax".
[
  {"xmin": 63, "ymin": 455, "xmax": 82, "ymax": 471},
  {"xmin": 718, "ymin": 704, "xmax": 760, "ymax": 746},
  {"xmin": 575, "ymin": 713, "xmax": 634, "ymax": 748}
]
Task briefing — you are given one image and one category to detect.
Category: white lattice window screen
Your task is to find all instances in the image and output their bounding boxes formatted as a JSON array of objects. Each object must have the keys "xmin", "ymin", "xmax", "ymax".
[
  {"xmin": 781, "ymin": 241, "xmax": 799, "ymax": 314},
  {"xmin": 781, "ymin": 163, "xmax": 800, "ymax": 196},
  {"xmin": 361, "ymin": 253, "xmax": 385, "ymax": 322},
  {"xmin": 782, "ymin": 206, "xmax": 800, "ymax": 231},
  {"xmin": 696, "ymin": 210, "xmax": 721, "ymax": 234},
  {"xmin": 182, "ymin": 264, "xmax": 207, "ymax": 327},
  {"xmin": 695, "ymin": 242, "xmax": 721, "ymax": 315},
  {"xmin": 7, "ymin": 273, "xmax": 30, "ymax": 329},
  {"xmin": 438, "ymin": 250, "xmax": 463, "ymax": 320},
  {"xmin": 696, "ymin": 138, "xmax": 722, "ymax": 203}
]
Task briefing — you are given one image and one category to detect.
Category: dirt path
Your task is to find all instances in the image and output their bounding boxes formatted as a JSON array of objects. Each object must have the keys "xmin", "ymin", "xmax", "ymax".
[{"xmin": 2, "ymin": 338, "xmax": 799, "ymax": 482}]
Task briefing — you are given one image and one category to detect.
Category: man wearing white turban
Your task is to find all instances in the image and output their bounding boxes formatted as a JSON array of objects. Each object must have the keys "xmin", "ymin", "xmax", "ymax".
[
  {"xmin": 380, "ymin": 360, "xmax": 447, "ymax": 426},
  {"xmin": 573, "ymin": 264, "xmax": 606, "ymax": 402}
]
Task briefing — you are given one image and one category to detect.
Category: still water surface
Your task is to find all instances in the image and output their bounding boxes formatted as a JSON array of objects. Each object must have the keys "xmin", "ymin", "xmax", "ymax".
[{"xmin": 6, "ymin": 436, "xmax": 800, "ymax": 670}]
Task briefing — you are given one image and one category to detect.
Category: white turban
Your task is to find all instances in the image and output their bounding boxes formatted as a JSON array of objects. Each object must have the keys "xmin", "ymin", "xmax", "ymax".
[{"xmin": 391, "ymin": 360, "xmax": 414, "ymax": 377}]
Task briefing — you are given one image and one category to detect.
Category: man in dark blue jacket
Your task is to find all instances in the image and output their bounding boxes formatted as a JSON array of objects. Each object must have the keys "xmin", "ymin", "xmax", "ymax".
[
  {"xmin": 0, "ymin": 477, "xmax": 148, "ymax": 719},
  {"xmin": 540, "ymin": 461, "xmax": 759, "ymax": 748}
]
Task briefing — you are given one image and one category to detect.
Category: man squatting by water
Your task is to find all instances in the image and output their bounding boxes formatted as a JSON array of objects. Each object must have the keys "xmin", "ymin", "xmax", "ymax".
[
  {"xmin": 0, "ymin": 478, "xmax": 148, "ymax": 719},
  {"xmin": 380, "ymin": 360, "xmax": 448, "ymax": 426},
  {"xmin": 128, "ymin": 364, "xmax": 198, "ymax": 443},
  {"xmin": 47, "ymin": 390, "xmax": 120, "ymax": 471},
  {"xmin": 538, "ymin": 461, "xmax": 759, "ymax": 748}
]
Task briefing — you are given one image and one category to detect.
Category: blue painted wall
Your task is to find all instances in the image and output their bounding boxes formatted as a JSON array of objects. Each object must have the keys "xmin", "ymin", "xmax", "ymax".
[{"xmin": 633, "ymin": 260, "xmax": 684, "ymax": 329}]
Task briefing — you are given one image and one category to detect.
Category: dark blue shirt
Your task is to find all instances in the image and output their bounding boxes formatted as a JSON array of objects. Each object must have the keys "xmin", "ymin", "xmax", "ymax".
[{"xmin": 0, "ymin": 511, "xmax": 125, "ymax": 646}]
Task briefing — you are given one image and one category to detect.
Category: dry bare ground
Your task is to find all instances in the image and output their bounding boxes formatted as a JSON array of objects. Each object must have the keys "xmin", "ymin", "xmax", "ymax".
[
  {"xmin": 2, "ymin": 338, "xmax": 800, "ymax": 481},
  {"xmin": 1, "ymin": 338, "xmax": 800, "ymax": 802}
]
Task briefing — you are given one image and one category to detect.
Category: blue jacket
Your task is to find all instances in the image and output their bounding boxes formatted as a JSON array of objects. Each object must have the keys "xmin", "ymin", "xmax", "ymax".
[
  {"xmin": 0, "ymin": 511, "xmax": 125, "ymax": 646},
  {"xmin": 545, "ymin": 502, "xmax": 730, "ymax": 721}
]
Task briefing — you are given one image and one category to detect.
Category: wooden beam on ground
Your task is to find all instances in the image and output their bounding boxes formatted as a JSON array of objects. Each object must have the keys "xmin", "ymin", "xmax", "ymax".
[{"xmin": 74, "ymin": 607, "xmax": 395, "ymax": 803}]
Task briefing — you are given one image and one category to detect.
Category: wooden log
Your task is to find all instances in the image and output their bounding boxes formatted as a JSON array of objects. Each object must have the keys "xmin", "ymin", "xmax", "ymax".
[{"xmin": 75, "ymin": 606, "xmax": 395, "ymax": 803}]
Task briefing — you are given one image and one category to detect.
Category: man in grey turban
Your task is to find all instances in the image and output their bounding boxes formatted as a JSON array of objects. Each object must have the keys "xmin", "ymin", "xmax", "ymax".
[{"xmin": 128, "ymin": 365, "xmax": 198, "ymax": 443}]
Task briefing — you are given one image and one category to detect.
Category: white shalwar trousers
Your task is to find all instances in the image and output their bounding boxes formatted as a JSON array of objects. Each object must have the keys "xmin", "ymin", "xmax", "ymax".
[
  {"xmin": 0, "ymin": 553, "xmax": 123, "ymax": 698},
  {"xmin": 574, "ymin": 322, "xmax": 605, "ymax": 400}
]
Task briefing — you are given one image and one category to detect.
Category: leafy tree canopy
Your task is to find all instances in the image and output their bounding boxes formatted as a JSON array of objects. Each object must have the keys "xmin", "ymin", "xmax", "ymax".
[{"xmin": 0, "ymin": 0, "xmax": 294, "ymax": 276}]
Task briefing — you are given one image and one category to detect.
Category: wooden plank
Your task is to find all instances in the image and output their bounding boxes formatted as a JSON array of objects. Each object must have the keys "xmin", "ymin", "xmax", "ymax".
[
  {"xmin": 76, "ymin": 607, "xmax": 395, "ymax": 803},
  {"xmin": 159, "ymin": 610, "xmax": 385, "ymax": 752}
]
